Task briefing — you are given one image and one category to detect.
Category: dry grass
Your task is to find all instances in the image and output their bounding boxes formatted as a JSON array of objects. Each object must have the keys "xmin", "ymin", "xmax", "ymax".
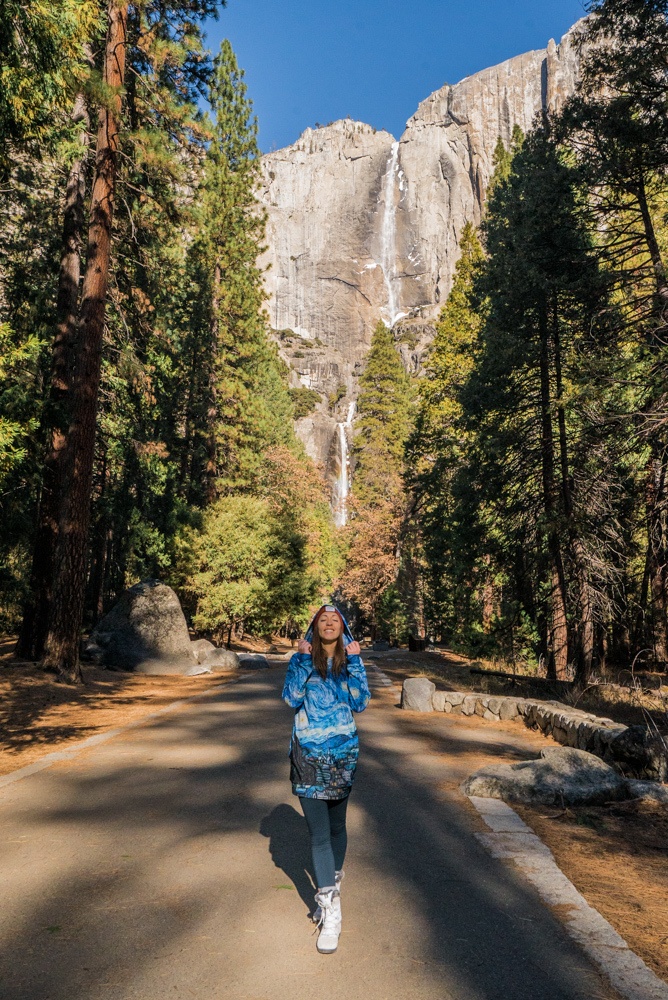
[
  {"xmin": 515, "ymin": 799, "xmax": 668, "ymax": 983},
  {"xmin": 0, "ymin": 637, "xmax": 238, "ymax": 776}
]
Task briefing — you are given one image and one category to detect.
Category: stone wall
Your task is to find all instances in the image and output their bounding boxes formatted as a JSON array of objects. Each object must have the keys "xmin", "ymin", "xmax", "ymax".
[{"xmin": 403, "ymin": 681, "xmax": 667, "ymax": 782}]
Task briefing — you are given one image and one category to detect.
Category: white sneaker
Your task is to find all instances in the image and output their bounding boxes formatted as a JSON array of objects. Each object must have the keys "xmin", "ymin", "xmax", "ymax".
[
  {"xmin": 314, "ymin": 888, "xmax": 341, "ymax": 953},
  {"xmin": 312, "ymin": 870, "xmax": 344, "ymax": 923}
]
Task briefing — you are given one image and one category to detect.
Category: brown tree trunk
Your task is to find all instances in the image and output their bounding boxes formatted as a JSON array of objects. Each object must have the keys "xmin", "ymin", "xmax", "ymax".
[
  {"xmin": 16, "ymin": 95, "xmax": 91, "ymax": 661},
  {"xmin": 635, "ymin": 176, "xmax": 668, "ymax": 308},
  {"xmin": 552, "ymin": 304, "xmax": 592, "ymax": 683},
  {"xmin": 538, "ymin": 299, "xmax": 569, "ymax": 679},
  {"xmin": 646, "ymin": 449, "xmax": 668, "ymax": 664},
  {"xmin": 42, "ymin": 1, "xmax": 127, "ymax": 682}
]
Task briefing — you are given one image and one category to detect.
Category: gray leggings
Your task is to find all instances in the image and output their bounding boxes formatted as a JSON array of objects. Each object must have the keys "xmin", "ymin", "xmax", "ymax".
[{"xmin": 299, "ymin": 794, "xmax": 349, "ymax": 890}]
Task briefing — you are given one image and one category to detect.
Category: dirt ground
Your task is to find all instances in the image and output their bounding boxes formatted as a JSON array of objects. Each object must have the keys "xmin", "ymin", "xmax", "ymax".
[
  {"xmin": 516, "ymin": 799, "xmax": 668, "ymax": 983},
  {"xmin": 2, "ymin": 637, "xmax": 667, "ymax": 983},
  {"xmin": 0, "ymin": 634, "xmax": 272, "ymax": 777}
]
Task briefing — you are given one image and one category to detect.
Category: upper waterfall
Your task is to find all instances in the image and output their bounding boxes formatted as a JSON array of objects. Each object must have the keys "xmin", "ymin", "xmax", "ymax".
[{"xmin": 379, "ymin": 140, "xmax": 406, "ymax": 328}]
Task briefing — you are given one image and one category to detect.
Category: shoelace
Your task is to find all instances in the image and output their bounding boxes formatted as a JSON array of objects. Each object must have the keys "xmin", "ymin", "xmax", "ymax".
[{"xmin": 313, "ymin": 892, "xmax": 338, "ymax": 935}]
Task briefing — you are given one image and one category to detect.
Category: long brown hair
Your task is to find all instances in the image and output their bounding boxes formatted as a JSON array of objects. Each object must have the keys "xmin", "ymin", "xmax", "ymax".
[{"xmin": 312, "ymin": 627, "xmax": 346, "ymax": 680}]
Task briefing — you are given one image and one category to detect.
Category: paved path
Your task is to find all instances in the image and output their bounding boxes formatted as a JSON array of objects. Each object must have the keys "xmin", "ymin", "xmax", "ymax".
[{"xmin": 0, "ymin": 667, "xmax": 619, "ymax": 1000}]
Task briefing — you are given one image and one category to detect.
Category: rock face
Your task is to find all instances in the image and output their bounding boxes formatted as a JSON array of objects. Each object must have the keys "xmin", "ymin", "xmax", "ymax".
[
  {"xmin": 259, "ymin": 24, "xmax": 583, "ymax": 483},
  {"xmin": 463, "ymin": 747, "xmax": 630, "ymax": 806},
  {"xmin": 87, "ymin": 580, "xmax": 197, "ymax": 674}
]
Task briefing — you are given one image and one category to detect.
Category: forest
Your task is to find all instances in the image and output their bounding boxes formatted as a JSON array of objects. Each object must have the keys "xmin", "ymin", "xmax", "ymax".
[{"xmin": 1, "ymin": 0, "xmax": 668, "ymax": 686}]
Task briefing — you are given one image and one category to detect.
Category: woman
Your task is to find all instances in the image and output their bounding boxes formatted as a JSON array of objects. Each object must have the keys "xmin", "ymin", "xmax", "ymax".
[{"xmin": 282, "ymin": 604, "xmax": 370, "ymax": 954}]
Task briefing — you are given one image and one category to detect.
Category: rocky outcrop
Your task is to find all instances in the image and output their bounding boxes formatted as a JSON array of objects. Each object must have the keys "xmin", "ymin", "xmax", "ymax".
[{"xmin": 259, "ymin": 23, "xmax": 584, "ymax": 481}]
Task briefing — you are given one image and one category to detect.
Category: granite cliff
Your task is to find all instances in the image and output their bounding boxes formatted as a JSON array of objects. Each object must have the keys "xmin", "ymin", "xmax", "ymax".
[{"xmin": 257, "ymin": 24, "xmax": 583, "ymax": 514}]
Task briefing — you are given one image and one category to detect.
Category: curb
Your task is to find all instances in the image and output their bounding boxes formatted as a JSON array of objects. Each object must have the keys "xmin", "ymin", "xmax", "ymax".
[{"xmin": 469, "ymin": 795, "xmax": 668, "ymax": 1000}]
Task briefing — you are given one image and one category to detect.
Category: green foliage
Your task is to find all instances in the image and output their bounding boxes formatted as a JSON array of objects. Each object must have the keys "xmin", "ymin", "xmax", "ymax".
[
  {"xmin": 353, "ymin": 321, "xmax": 413, "ymax": 501},
  {"xmin": 328, "ymin": 383, "xmax": 347, "ymax": 411},
  {"xmin": 338, "ymin": 321, "xmax": 415, "ymax": 632},
  {"xmin": 375, "ymin": 584, "xmax": 410, "ymax": 645},
  {"xmin": 0, "ymin": 17, "xmax": 339, "ymax": 646},
  {"xmin": 289, "ymin": 386, "xmax": 321, "ymax": 419},
  {"xmin": 0, "ymin": 0, "xmax": 100, "ymax": 168}
]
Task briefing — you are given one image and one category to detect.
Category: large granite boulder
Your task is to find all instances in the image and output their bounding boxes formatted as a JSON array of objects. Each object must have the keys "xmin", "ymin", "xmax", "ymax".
[
  {"xmin": 401, "ymin": 677, "xmax": 435, "ymax": 712},
  {"xmin": 462, "ymin": 747, "xmax": 630, "ymax": 806},
  {"xmin": 86, "ymin": 580, "xmax": 197, "ymax": 674}
]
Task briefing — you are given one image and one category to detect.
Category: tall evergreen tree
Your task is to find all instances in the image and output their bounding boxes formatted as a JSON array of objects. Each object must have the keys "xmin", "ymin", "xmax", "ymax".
[{"xmin": 338, "ymin": 321, "xmax": 414, "ymax": 634}]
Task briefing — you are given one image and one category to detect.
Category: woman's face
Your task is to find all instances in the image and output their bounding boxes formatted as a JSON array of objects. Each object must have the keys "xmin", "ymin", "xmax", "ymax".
[{"xmin": 317, "ymin": 611, "xmax": 343, "ymax": 642}]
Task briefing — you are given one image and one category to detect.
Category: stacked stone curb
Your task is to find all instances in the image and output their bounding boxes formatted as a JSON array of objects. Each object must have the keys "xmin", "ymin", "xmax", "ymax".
[{"xmin": 401, "ymin": 682, "xmax": 666, "ymax": 782}]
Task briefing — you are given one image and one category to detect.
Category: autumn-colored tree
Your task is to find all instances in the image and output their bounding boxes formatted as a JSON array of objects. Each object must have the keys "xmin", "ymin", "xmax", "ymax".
[{"xmin": 337, "ymin": 321, "xmax": 414, "ymax": 636}]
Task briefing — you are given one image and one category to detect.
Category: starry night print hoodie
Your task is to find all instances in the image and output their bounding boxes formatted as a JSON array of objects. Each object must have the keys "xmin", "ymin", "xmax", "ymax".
[{"xmin": 282, "ymin": 605, "xmax": 371, "ymax": 799}]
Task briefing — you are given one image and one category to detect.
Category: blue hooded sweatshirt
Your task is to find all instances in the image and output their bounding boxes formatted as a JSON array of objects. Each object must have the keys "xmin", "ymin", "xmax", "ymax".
[{"xmin": 282, "ymin": 605, "xmax": 371, "ymax": 800}]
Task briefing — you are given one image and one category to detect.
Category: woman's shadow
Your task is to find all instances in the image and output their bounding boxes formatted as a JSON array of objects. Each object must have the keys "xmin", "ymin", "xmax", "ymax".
[{"xmin": 260, "ymin": 804, "xmax": 315, "ymax": 912}]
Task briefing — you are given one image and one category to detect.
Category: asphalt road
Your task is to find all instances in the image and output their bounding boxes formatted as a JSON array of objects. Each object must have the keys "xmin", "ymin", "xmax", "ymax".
[{"xmin": 0, "ymin": 666, "xmax": 619, "ymax": 1000}]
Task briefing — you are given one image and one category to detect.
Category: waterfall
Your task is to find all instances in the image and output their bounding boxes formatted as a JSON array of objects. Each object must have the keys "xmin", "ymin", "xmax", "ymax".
[
  {"xmin": 333, "ymin": 402, "xmax": 356, "ymax": 528},
  {"xmin": 380, "ymin": 140, "xmax": 405, "ymax": 328}
]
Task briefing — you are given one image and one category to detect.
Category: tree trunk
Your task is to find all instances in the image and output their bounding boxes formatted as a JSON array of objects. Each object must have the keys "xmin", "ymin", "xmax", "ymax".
[
  {"xmin": 552, "ymin": 302, "xmax": 592, "ymax": 683},
  {"xmin": 635, "ymin": 176, "xmax": 668, "ymax": 308},
  {"xmin": 646, "ymin": 448, "xmax": 668, "ymax": 664},
  {"xmin": 538, "ymin": 298, "xmax": 569, "ymax": 679},
  {"xmin": 42, "ymin": 1, "xmax": 127, "ymax": 681},
  {"xmin": 16, "ymin": 95, "xmax": 90, "ymax": 661},
  {"xmin": 205, "ymin": 261, "xmax": 222, "ymax": 502}
]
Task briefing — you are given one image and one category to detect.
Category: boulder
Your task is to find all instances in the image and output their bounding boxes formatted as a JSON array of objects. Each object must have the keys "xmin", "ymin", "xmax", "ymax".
[
  {"xmin": 202, "ymin": 648, "xmax": 240, "ymax": 672},
  {"xmin": 238, "ymin": 653, "xmax": 270, "ymax": 669},
  {"xmin": 372, "ymin": 640, "xmax": 391, "ymax": 651},
  {"xmin": 87, "ymin": 580, "xmax": 197, "ymax": 674},
  {"xmin": 401, "ymin": 677, "xmax": 435, "ymax": 712},
  {"xmin": 191, "ymin": 638, "xmax": 215, "ymax": 664},
  {"xmin": 626, "ymin": 779, "xmax": 668, "ymax": 804},
  {"xmin": 462, "ymin": 747, "xmax": 630, "ymax": 806}
]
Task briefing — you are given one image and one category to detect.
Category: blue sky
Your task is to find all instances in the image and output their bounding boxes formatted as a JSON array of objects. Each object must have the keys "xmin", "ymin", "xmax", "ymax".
[{"xmin": 204, "ymin": 0, "xmax": 587, "ymax": 153}]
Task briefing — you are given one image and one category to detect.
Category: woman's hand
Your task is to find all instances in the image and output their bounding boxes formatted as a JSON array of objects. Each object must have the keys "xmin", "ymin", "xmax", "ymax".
[
  {"xmin": 345, "ymin": 640, "xmax": 361, "ymax": 656},
  {"xmin": 297, "ymin": 639, "xmax": 312, "ymax": 654}
]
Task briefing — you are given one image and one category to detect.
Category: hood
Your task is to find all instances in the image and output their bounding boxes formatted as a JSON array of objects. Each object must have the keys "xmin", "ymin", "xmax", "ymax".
[{"xmin": 304, "ymin": 604, "xmax": 355, "ymax": 645}]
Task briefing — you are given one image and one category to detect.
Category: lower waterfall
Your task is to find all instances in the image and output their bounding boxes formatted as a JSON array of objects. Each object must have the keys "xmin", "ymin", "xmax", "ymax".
[{"xmin": 333, "ymin": 402, "xmax": 356, "ymax": 528}]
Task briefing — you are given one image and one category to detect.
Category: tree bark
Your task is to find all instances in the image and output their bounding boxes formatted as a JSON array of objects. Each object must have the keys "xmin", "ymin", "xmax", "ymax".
[
  {"xmin": 538, "ymin": 298, "xmax": 569, "ymax": 679},
  {"xmin": 635, "ymin": 176, "xmax": 668, "ymax": 308},
  {"xmin": 205, "ymin": 261, "xmax": 222, "ymax": 501},
  {"xmin": 42, "ymin": 1, "xmax": 127, "ymax": 681},
  {"xmin": 552, "ymin": 302, "xmax": 593, "ymax": 683},
  {"xmin": 646, "ymin": 449, "xmax": 668, "ymax": 664},
  {"xmin": 16, "ymin": 94, "xmax": 91, "ymax": 661}
]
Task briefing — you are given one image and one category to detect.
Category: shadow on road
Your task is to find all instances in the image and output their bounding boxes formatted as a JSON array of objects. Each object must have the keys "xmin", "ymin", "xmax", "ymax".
[{"xmin": 259, "ymin": 803, "xmax": 315, "ymax": 912}]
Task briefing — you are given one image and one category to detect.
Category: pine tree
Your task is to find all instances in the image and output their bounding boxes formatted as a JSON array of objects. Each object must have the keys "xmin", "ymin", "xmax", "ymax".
[
  {"xmin": 338, "ymin": 321, "xmax": 414, "ymax": 634},
  {"xmin": 407, "ymin": 223, "xmax": 485, "ymax": 641},
  {"xmin": 559, "ymin": 0, "xmax": 668, "ymax": 663}
]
